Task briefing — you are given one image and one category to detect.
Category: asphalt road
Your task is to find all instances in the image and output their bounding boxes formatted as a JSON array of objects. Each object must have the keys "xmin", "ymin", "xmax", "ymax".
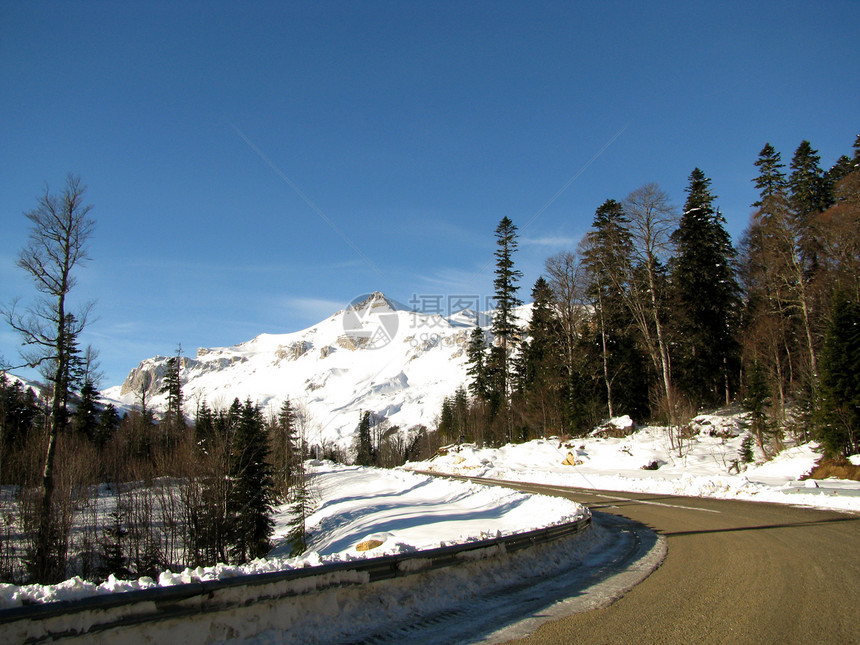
[{"xmin": 491, "ymin": 481, "xmax": 860, "ymax": 645}]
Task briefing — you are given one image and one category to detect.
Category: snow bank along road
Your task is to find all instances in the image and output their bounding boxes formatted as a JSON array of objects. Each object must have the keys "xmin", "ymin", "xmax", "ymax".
[{"xmin": 475, "ymin": 479, "xmax": 860, "ymax": 645}]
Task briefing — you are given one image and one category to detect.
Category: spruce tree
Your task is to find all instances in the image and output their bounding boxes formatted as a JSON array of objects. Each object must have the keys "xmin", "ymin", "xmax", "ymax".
[
  {"xmin": 194, "ymin": 399, "xmax": 215, "ymax": 453},
  {"xmin": 287, "ymin": 462, "xmax": 313, "ymax": 556},
  {"xmin": 466, "ymin": 326, "xmax": 488, "ymax": 401},
  {"xmin": 488, "ymin": 217, "xmax": 522, "ymax": 441},
  {"xmin": 355, "ymin": 410, "xmax": 375, "ymax": 466},
  {"xmin": 827, "ymin": 154, "xmax": 855, "ymax": 187},
  {"xmin": 438, "ymin": 396, "xmax": 456, "ymax": 442},
  {"xmin": 789, "ymin": 140, "xmax": 831, "ymax": 271},
  {"xmin": 276, "ymin": 398, "xmax": 300, "ymax": 495},
  {"xmin": 282, "ymin": 401, "xmax": 312, "ymax": 556},
  {"xmin": 752, "ymin": 143, "xmax": 787, "ymax": 207},
  {"xmin": 671, "ymin": 168, "xmax": 741, "ymax": 407},
  {"xmin": 519, "ymin": 278, "xmax": 556, "ymax": 388},
  {"xmin": 743, "ymin": 143, "xmax": 795, "ymax": 416},
  {"xmin": 818, "ymin": 294, "xmax": 860, "ymax": 456},
  {"xmin": 789, "ymin": 140, "xmax": 831, "ymax": 221},
  {"xmin": 159, "ymin": 348, "xmax": 184, "ymax": 444},
  {"xmin": 743, "ymin": 360, "xmax": 772, "ymax": 453},
  {"xmin": 95, "ymin": 403, "xmax": 120, "ymax": 449},
  {"xmin": 228, "ymin": 398, "xmax": 273, "ymax": 563},
  {"xmin": 98, "ymin": 509, "xmax": 130, "ymax": 580},
  {"xmin": 74, "ymin": 378, "xmax": 100, "ymax": 442},
  {"xmin": 517, "ymin": 277, "xmax": 566, "ymax": 437},
  {"xmin": 452, "ymin": 386, "xmax": 469, "ymax": 440},
  {"xmin": 581, "ymin": 199, "xmax": 649, "ymax": 421}
]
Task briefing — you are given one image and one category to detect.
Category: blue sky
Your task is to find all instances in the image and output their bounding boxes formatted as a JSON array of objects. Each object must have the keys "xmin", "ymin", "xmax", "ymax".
[{"xmin": 2, "ymin": 1, "xmax": 858, "ymax": 387}]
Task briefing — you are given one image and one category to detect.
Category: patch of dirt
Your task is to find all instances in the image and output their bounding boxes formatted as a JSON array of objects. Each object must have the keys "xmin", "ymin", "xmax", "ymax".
[{"xmin": 803, "ymin": 457, "xmax": 860, "ymax": 481}]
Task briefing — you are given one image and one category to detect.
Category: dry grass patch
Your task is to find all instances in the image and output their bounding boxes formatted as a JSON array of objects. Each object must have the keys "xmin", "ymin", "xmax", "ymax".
[{"xmin": 804, "ymin": 457, "xmax": 860, "ymax": 481}]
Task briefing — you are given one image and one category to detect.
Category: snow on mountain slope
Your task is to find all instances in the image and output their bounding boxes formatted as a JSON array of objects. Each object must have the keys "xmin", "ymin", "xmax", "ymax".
[{"xmin": 103, "ymin": 292, "xmax": 517, "ymax": 448}]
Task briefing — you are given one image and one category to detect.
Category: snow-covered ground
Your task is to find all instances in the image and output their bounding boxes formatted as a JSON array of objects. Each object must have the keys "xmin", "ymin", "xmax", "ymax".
[
  {"xmin": 406, "ymin": 413, "xmax": 860, "ymax": 513},
  {"xmin": 4, "ymin": 409, "xmax": 859, "ymax": 638},
  {"xmin": 0, "ymin": 462, "xmax": 587, "ymax": 608}
]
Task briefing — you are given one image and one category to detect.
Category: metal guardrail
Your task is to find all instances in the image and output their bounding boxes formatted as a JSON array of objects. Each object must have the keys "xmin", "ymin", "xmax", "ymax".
[{"xmin": 0, "ymin": 514, "xmax": 591, "ymax": 642}]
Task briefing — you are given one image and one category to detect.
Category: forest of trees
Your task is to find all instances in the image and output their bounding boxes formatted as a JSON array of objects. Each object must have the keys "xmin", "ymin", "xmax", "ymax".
[
  {"xmin": 1, "ymin": 133, "xmax": 858, "ymax": 585},
  {"xmin": 439, "ymin": 134, "xmax": 860, "ymax": 462},
  {"xmin": 0, "ymin": 362, "xmax": 341, "ymax": 584}
]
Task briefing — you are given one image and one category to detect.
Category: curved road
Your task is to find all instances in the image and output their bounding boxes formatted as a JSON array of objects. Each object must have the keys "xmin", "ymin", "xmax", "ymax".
[{"xmin": 488, "ymin": 481, "xmax": 859, "ymax": 644}]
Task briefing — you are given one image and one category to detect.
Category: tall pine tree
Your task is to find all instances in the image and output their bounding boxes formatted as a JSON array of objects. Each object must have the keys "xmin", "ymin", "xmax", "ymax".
[
  {"xmin": 488, "ymin": 217, "xmax": 522, "ymax": 442},
  {"xmin": 516, "ymin": 277, "xmax": 566, "ymax": 438},
  {"xmin": 581, "ymin": 199, "xmax": 649, "ymax": 421},
  {"xmin": 671, "ymin": 168, "xmax": 741, "ymax": 407},
  {"xmin": 789, "ymin": 140, "xmax": 832, "ymax": 222},
  {"xmin": 228, "ymin": 398, "xmax": 273, "ymax": 563},
  {"xmin": 465, "ymin": 326, "xmax": 488, "ymax": 401},
  {"xmin": 159, "ymin": 348, "xmax": 185, "ymax": 445},
  {"xmin": 752, "ymin": 143, "xmax": 787, "ymax": 207},
  {"xmin": 818, "ymin": 293, "xmax": 860, "ymax": 456},
  {"xmin": 355, "ymin": 410, "xmax": 375, "ymax": 466}
]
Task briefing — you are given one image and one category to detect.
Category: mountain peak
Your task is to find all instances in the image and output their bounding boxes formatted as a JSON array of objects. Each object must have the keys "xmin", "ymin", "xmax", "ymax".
[{"xmin": 348, "ymin": 291, "xmax": 411, "ymax": 314}]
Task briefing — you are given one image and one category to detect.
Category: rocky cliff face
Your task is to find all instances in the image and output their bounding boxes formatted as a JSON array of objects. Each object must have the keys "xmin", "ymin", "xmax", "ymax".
[{"xmin": 119, "ymin": 355, "xmax": 245, "ymax": 398}]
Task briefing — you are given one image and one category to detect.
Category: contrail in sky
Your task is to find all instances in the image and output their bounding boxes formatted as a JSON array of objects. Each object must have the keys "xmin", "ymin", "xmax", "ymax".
[
  {"xmin": 521, "ymin": 123, "xmax": 629, "ymax": 233},
  {"xmin": 229, "ymin": 121, "xmax": 384, "ymax": 280},
  {"xmin": 470, "ymin": 123, "xmax": 629, "ymax": 284}
]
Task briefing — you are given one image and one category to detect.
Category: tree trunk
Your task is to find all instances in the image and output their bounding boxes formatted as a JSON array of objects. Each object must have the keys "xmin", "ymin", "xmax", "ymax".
[{"xmin": 596, "ymin": 290, "xmax": 614, "ymax": 419}]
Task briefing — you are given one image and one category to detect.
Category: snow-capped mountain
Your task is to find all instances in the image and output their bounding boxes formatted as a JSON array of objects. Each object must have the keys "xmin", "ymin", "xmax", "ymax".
[{"xmin": 103, "ymin": 292, "xmax": 522, "ymax": 448}]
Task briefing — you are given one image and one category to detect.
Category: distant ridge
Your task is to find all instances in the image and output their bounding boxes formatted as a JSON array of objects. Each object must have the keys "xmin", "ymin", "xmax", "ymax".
[{"xmin": 102, "ymin": 292, "xmax": 532, "ymax": 448}]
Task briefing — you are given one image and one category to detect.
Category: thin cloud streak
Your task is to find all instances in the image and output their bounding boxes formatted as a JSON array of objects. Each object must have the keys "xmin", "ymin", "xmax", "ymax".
[
  {"xmin": 520, "ymin": 235, "xmax": 581, "ymax": 248},
  {"xmin": 228, "ymin": 121, "xmax": 385, "ymax": 280}
]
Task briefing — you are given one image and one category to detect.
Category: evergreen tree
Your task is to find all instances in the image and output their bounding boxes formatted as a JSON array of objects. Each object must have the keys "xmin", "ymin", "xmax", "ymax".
[
  {"xmin": 818, "ymin": 294, "xmax": 860, "ymax": 456},
  {"xmin": 671, "ymin": 168, "xmax": 741, "ymax": 407},
  {"xmin": 752, "ymin": 143, "xmax": 787, "ymax": 207},
  {"xmin": 789, "ymin": 140, "xmax": 831, "ymax": 222},
  {"xmin": 789, "ymin": 140, "xmax": 831, "ymax": 272},
  {"xmin": 0, "ymin": 373, "xmax": 41, "ymax": 484},
  {"xmin": 452, "ymin": 386, "xmax": 469, "ymax": 440},
  {"xmin": 286, "ymin": 448, "xmax": 313, "ymax": 556},
  {"xmin": 194, "ymin": 399, "xmax": 216, "ymax": 453},
  {"xmin": 438, "ymin": 396, "xmax": 456, "ymax": 442},
  {"xmin": 276, "ymin": 398, "xmax": 300, "ymax": 496},
  {"xmin": 98, "ymin": 509, "xmax": 130, "ymax": 580},
  {"xmin": 742, "ymin": 142, "xmax": 818, "ymax": 417},
  {"xmin": 743, "ymin": 360, "xmax": 772, "ymax": 453},
  {"xmin": 228, "ymin": 398, "xmax": 273, "ymax": 563},
  {"xmin": 73, "ymin": 378, "xmax": 100, "ymax": 442},
  {"xmin": 581, "ymin": 199, "xmax": 649, "ymax": 421},
  {"xmin": 488, "ymin": 217, "xmax": 522, "ymax": 440},
  {"xmin": 827, "ymin": 154, "xmax": 855, "ymax": 188},
  {"xmin": 159, "ymin": 348, "xmax": 184, "ymax": 443},
  {"xmin": 466, "ymin": 326, "xmax": 488, "ymax": 400},
  {"xmin": 355, "ymin": 410, "xmax": 375, "ymax": 466},
  {"xmin": 95, "ymin": 403, "xmax": 120, "ymax": 449},
  {"xmin": 516, "ymin": 277, "xmax": 566, "ymax": 437}
]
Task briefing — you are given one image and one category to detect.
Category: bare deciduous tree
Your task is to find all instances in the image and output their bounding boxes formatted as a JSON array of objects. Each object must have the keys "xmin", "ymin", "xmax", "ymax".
[
  {"xmin": 2, "ymin": 174, "xmax": 95, "ymax": 582},
  {"xmin": 544, "ymin": 251, "xmax": 589, "ymax": 421},
  {"xmin": 622, "ymin": 184, "xmax": 680, "ymax": 435}
]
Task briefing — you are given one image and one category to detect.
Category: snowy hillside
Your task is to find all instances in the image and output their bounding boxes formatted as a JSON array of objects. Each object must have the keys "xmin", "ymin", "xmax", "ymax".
[
  {"xmin": 103, "ymin": 292, "xmax": 521, "ymax": 448},
  {"xmin": 406, "ymin": 412, "xmax": 860, "ymax": 512},
  {"xmin": 0, "ymin": 463, "xmax": 589, "ymax": 608}
]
